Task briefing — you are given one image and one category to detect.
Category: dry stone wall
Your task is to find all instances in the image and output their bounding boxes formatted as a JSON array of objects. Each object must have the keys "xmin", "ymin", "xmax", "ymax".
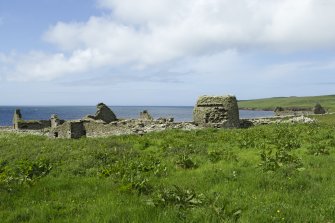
[{"xmin": 13, "ymin": 109, "xmax": 52, "ymax": 130}]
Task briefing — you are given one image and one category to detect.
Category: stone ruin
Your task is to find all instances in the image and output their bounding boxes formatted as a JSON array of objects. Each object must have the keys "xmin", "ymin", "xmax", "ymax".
[
  {"xmin": 139, "ymin": 110, "xmax": 153, "ymax": 121},
  {"xmin": 51, "ymin": 121, "xmax": 86, "ymax": 139},
  {"xmin": 51, "ymin": 102, "xmax": 117, "ymax": 139},
  {"xmin": 274, "ymin": 103, "xmax": 327, "ymax": 116},
  {"xmin": 10, "ymin": 95, "xmax": 243, "ymax": 139},
  {"xmin": 13, "ymin": 109, "xmax": 22, "ymax": 130},
  {"xmin": 48, "ymin": 103, "xmax": 181, "ymax": 139},
  {"xmin": 12, "ymin": 109, "xmax": 61, "ymax": 130},
  {"xmin": 313, "ymin": 103, "xmax": 326, "ymax": 114},
  {"xmin": 193, "ymin": 95, "xmax": 240, "ymax": 128},
  {"xmin": 84, "ymin": 103, "xmax": 117, "ymax": 123}
]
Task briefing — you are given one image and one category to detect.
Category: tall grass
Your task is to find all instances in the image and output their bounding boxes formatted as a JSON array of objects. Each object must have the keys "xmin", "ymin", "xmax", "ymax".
[{"xmin": 1, "ymin": 122, "xmax": 335, "ymax": 222}]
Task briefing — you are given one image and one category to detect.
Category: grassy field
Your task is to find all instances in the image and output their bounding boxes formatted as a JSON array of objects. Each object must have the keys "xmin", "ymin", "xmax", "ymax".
[
  {"xmin": 238, "ymin": 95, "xmax": 335, "ymax": 112},
  {"xmin": 1, "ymin": 117, "xmax": 335, "ymax": 222}
]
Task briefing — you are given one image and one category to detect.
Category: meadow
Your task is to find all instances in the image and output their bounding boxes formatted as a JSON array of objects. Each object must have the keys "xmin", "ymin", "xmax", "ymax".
[
  {"xmin": 1, "ymin": 115, "xmax": 335, "ymax": 222},
  {"xmin": 238, "ymin": 94, "xmax": 335, "ymax": 112}
]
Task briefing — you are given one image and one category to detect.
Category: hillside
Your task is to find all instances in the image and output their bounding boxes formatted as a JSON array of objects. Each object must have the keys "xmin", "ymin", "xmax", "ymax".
[{"xmin": 238, "ymin": 95, "xmax": 335, "ymax": 112}]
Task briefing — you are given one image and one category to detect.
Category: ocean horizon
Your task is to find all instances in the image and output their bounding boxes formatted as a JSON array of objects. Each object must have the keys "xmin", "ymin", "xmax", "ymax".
[{"xmin": 0, "ymin": 106, "xmax": 274, "ymax": 126}]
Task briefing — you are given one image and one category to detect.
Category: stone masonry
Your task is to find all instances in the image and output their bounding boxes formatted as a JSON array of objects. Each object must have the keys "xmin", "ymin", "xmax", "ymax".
[
  {"xmin": 13, "ymin": 109, "xmax": 22, "ymax": 130},
  {"xmin": 193, "ymin": 95, "xmax": 240, "ymax": 128},
  {"xmin": 50, "ymin": 121, "xmax": 86, "ymax": 139},
  {"xmin": 12, "ymin": 109, "xmax": 52, "ymax": 130},
  {"xmin": 313, "ymin": 103, "xmax": 326, "ymax": 114},
  {"xmin": 84, "ymin": 103, "xmax": 117, "ymax": 123},
  {"xmin": 139, "ymin": 110, "xmax": 153, "ymax": 121}
]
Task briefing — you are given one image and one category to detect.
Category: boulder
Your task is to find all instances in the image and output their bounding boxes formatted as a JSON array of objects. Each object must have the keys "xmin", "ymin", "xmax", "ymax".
[{"xmin": 193, "ymin": 95, "xmax": 240, "ymax": 128}]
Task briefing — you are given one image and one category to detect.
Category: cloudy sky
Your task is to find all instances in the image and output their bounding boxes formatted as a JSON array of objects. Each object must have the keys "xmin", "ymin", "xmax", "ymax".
[{"xmin": 0, "ymin": 0, "xmax": 334, "ymax": 105}]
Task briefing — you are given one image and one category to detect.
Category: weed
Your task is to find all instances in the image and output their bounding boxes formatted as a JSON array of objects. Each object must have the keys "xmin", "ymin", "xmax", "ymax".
[
  {"xmin": 207, "ymin": 149, "xmax": 238, "ymax": 163},
  {"xmin": 306, "ymin": 143, "xmax": 330, "ymax": 156},
  {"xmin": 148, "ymin": 185, "xmax": 205, "ymax": 209},
  {"xmin": 260, "ymin": 148, "xmax": 303, "ymax": 172},
  {"xmin": 175, "ymin": 154, "xmax": 198, "ymax": 169},
  {"xmin": 0, "ymin": 159, "xmax": 52, "ymax": 191}
]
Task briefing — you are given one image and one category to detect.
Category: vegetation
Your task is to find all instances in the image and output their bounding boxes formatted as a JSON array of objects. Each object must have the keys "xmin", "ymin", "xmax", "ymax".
[
  {"xmin": 238, "ymin": 94, "xmax": 335, "ymax": 112},
  {"xmin": 1, "ymin": 119, "xmax": 335, "ymax": 222},
  {"xmin": 310, "ymin": 113, "xmax": 335, "ymax": 125}
]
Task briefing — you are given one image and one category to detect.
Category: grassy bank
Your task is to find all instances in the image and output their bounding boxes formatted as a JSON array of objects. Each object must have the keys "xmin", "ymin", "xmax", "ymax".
[
  {"xmin": 1, "ymin": 120, "xmax": 335, "ymax": 222},
  {"xmin": 238, "ymin": 95, "xmax": 335, "ymax": 112}
]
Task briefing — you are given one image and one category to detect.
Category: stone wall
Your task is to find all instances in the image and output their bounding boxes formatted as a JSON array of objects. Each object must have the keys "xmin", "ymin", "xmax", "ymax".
[
  {"xmin": 139, "ymin": 110, "xmax": 153, "ymax": 121},
  {"xmin": 17, "ymin": 120, "xmax": 51, "ymax": 130},
  {"xmin": 12, "ymin": 109, "xmax": 64, "ymax": 130},
  {"xmin": 51, "ymin": 114, "xmax": 65, "ymax": 128},
  {"xmin": 193, "ymin": 95, "xmax": 240, "ymax": 128},
  {"xmin": 13, "ymin": 109, "xmax": 22, "ymax": 129},
  {"xmin": 313, "ymin": 103, "xmax": 326, "ymax": 114},
  {"xmin": 50, "ymin": 121, "xmax": 86, "ymax": 139},
  {"xmin": 85, "ymin": 103, "xmax": 117, "ymax": 123},
  {"xmin": 274, "ymin": 104, "xmax": 326, "ymax": 116}
]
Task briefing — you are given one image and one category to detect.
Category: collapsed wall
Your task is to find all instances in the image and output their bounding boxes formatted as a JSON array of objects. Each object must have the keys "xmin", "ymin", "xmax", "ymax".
[
  {"xmin": 313, "ymin": 103, "xmax": 326, "ymax": 114},
  {"xmin": 84, "ymin": 103, "xmax": 117, "ymax": 123},
  {"xmin": 12, "ymin": 95, "xmax": 242, "ymax": 139},
  {"xmin": 13, "ymin": 109, "xmax": 22, "ymax": 130},
  {"xmin": 274, "ymin": 103, "xmax": 327, "ymax": 116},
  {"xmin": 193, "ymin": 95, "xmax": 240, "ymax": 128},
  {"xmin": 12, "ymin": 109, "xmax": 52, "ymax": 130},
  {"xmin": 50, "ymin": 103, "xmax": 119, "ymax": 139},
  {"xmin": 139, "ymin": 110, "xmax": 153, "ymax": 121},
  {"xmin": 50, "ymin": 121, "xmax": 86, "ymax": 139}
]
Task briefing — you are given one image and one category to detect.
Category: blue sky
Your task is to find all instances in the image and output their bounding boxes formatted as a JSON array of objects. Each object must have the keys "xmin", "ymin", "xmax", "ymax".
[{"xmin": 0, "ymin": 0, "xmax": 335, "ymax": 105}]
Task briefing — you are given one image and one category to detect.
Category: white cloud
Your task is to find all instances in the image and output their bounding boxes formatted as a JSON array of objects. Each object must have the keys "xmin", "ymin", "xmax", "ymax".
[{"xmin": 3, "ymin": 0, "xmax": 335, "ymax": 81}]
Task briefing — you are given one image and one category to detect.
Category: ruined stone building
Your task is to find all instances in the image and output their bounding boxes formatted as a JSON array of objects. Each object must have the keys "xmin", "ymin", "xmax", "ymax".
[
  {"xmin": 274, "ymin": 103, "xmax": 327, "ymax": 116},
  {"xmin": 12, "ymin": 95, "xmax": 243, "ymax": 139},
  {"xmin": 13, "ymin": 109, "xmax": 62, "ymax": 130},
  {"xmin": 193, "ymin": 95, "xmax": 240, "ymax": 128}
]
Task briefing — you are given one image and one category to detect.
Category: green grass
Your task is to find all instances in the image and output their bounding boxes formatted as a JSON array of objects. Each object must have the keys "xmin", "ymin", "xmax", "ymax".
[
  {"xmin": 238, "ymin": 94, "xmax": 335, "ymax": 112},
  {"xmin": 310, "ymin": 113, "xmax": 335, "ymax": 126},
  {"xmin": 1, "ymin": 121, "xmax": 335, "ymax": 222}
]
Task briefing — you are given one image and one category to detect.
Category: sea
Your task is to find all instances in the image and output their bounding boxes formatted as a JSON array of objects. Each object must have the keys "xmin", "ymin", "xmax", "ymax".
[{"xmin": 0, "ymin": 106, "xmax": 274, "ymax": 126}]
